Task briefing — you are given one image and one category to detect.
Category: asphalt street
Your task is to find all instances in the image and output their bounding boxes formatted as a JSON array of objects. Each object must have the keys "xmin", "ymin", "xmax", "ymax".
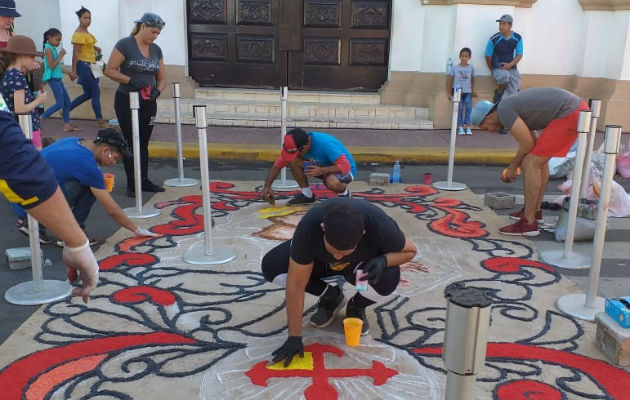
[{"xmin": 1, "ymin": 159, "xmax": 628, "ymax": 344}]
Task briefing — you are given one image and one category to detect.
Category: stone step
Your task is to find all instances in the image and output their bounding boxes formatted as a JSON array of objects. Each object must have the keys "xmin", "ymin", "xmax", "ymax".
[
  {"xmin": 156, "ymin": 98, "xmax": 432, "ymax": 129},
  {"xmin": 155, "ymin": 88, "xmax": 432, "ymax": 129},
  {"xmin": 194, "ymin": 88, "xmax": 381, "ymax": 105},
  {"xmin": 155, "ymin": 112, "xmax": 433, "ymax": 129}
]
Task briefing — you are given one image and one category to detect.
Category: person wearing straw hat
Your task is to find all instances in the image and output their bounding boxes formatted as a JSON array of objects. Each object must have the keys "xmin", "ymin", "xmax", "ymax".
[
  {"xmin": 260, "ymin": 128, "xmax": 357, "ymax": 205},
  {"xmin": 262, "ymin": 198, "xmax": 417, "ymax": 367},
  {"xmin": 0, "ymin": 91, "xmax": 98, "ymax": 303},
  {"xmin": 0, "ymin": 35, "xmax": 46, "ymax": 149},
  {"xmin": 471, "ymin": 87, "xmax": 589, "ymax": 236}
]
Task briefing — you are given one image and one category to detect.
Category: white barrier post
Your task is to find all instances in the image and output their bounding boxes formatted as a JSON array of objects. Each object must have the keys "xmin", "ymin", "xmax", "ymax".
[
  {"xmin": 164, "ymin": 83, "xmax": 198, "ymax": 187},
  {"xmin": 4, "ymin": 114, "xmax": 72, "ymax": 305},
  {"xmin": 123, "ymin": 92, "xmax": 160, "ymax": 219},
  {"xmin": 579, "ymin": 99, "xmax": 601, "ymax": 199},
  {"xmin": 539, "ymin": 110, "xmax": 592, "ymax": 269},
  {"xmin": 556, "ymin": 125, "xmax": 622, "ymax": 320},
  {"xmin": 183, "ymin": 105, "xmax": 236, "ymax": 265},
  {"xmin": 271, "ymin": 86, "xmax": 298, "ymax": 191},
  {"xmin": 433, "ymin": 87, "xmax": 467, "ymax": 191}
]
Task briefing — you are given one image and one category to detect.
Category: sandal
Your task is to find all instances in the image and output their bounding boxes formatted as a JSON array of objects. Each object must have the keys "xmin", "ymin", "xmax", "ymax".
[
  {"xmin": 63, "ymin": 124, "xmax": 82, "ymax": 132},
  {"xmin": 96, "ymin": 120, "xmax": 108, "ymax": 128}
]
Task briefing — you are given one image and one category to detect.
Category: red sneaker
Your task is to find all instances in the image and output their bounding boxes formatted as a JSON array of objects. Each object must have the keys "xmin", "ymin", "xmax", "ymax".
[
  {"xmin": 499, "ymin": 218, "xmax": 540, "ymax": 237},
  {"xmin": 509, "ymin": 207, "xmax": 543, "ymax": 223}
]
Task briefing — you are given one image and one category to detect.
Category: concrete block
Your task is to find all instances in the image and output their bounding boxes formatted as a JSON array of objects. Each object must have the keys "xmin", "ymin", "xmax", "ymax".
[
  {"xmin": 595, "ymin": 312, "xmax": 630, "ymax": 366},
  {"xmin": 5, "ymin": 247, "xmax": 46, "ymax": 271},
  {"xmin": 484, "ymin": 192, "xmax": 516, "ymax": 210},
  {"xmin": 369, "ymin": 173, "xmax": 390, "ymax": 186}
]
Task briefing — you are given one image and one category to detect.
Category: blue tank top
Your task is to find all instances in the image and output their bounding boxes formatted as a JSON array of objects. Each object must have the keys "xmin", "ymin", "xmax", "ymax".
[{"xmin": 42, "ymin": 43, "xmax": 63, "ymax": 81}]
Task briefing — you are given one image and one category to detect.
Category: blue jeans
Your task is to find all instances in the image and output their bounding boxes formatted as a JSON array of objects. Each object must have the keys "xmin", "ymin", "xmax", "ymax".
[
  {"xmin": 61, "ymin": 179, "xmax": 96, "ymax": 229},
  {"xmin": 42, "ymin": 78, "xmax": 71, "ymax": 123},
  {"xmin": 458, "ymin": 92, "xmax": 472, "ymax": 126},
  {"xmin": 70, "ymin": 61, "xmax": 103, "ymax": 120}
]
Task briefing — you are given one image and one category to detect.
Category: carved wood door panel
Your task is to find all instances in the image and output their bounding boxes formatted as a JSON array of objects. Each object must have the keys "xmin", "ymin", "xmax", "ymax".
[
  {"xmin": 186, "ymin": 0, "xmax": 391, "ymax": 90},
  {"xmin": 288, "ymin": 0, "xmax": 391, "ymax": 90},
  {"xmin": 187, "ymin": 0, "xmax": 286, "ymax": 88}
]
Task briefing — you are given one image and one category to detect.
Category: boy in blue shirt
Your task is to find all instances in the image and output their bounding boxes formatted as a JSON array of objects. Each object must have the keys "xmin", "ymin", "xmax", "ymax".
[{"xmin": 447, "ymin": 47, "xmax": 476, "ymax": 135}]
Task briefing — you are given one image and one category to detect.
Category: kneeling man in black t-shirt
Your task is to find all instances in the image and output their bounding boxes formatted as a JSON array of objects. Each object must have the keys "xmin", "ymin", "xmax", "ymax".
[{"xmin": 262, "ymin": 198, "xmax": 417, "ymax": 366}]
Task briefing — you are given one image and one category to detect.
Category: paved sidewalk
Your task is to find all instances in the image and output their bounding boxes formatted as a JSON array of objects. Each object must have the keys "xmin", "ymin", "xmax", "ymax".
[
  {"xmin": 42, "ymin": 118, "xmax": 622, "ymax": 165},
  {"xmin": 42, "ymin": 118, "xmax": 523, "ymax": 164}
]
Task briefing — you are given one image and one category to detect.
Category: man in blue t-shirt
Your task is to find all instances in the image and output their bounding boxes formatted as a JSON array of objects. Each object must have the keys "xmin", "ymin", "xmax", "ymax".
[
  {"xmin": 485, "ymin": 14, "xmax": 523, "ymax": 102},
  {"xmin": 261, "ymin": 128, "xmax": 357, "ymax": 205},
  {"xmin": 36, "ymin": 128, "xmax": 157, "ymax": 244}
]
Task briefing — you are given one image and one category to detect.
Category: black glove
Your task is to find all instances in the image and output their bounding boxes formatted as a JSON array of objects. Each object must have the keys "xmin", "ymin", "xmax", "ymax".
[
  {"xmin": 361, "ymin": 255, "xmax": 387, "ymax": 285},
  {"xmin": 127, "ymin": 75, "xmax": 144, "ymax": 90},
  {"xmin": 271, "ymin": 336, "xmax": 304, "ymax": 367},
  {"xmin": 149, "ymin": 87, "xmax": 161, "ymax": 101}
]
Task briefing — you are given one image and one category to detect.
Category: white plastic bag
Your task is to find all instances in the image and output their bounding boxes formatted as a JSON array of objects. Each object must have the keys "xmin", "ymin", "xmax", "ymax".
[
  {"xmin": 617, "ymin": 138, "xmax": 630, "ymax": 178},
  {"xmin": 549, "ymin": 157, "xmax": 574, "ymax": 178},
  {"xmin": 554, "ymin": 211, "xmax": 597, "ymax": 242}
]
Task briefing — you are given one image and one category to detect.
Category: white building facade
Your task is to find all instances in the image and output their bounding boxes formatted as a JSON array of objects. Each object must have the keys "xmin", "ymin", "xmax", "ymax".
[{"xmin": 15, "ymin": 0, "xmax": 630, "ymax": 129}]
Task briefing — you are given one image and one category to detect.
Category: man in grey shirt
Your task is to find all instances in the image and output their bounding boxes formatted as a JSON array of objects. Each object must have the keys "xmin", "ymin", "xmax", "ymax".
[{"xmin": 471, "ymin": 87, "xmax": 588, "ymax": 236}]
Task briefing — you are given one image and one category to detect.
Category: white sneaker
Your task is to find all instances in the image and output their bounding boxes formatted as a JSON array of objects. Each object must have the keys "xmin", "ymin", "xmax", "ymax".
[
  {"xmin": 457, "ymin": 127, "xmax": 465, "ymax": 135},
  {"xmin": 465, "ymin": 127, "xmax": 472, "ymax": 135}
]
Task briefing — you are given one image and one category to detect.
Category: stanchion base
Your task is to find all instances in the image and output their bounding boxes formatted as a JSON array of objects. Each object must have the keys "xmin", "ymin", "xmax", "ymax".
[
  {"xmin": 432, "ymin": 181, "xmax": 467, "ymax": 191},
  {"xmin": 5, "ymin": 280, "xmax": 72, "ymax": 305},
  {"xmin": 164, "ymin": 177, "xmax": 199, "ymax": 187},
  {"xmin": 556, "ymin": 293, "xmax": 605, "ymax": 321},
  {"xmin": 271, "ymin": 179, "xmax": 299, "ymax": 191},
  {"xmin": 123, "ymin": 206, "xmax": 160, "ymax": 219},
  {"xmin": 183, "ymin": 244, "xmax": 236, "ymax": 265},
  {"xmin": 539, "ymin": 249, "xmax": 591, "ymax": 269}
]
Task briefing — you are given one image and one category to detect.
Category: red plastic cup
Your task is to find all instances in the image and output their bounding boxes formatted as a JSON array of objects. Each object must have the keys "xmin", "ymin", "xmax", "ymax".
[{"xmin": 423, "ymin": 173, "xmax": 432, "ymax": 185}]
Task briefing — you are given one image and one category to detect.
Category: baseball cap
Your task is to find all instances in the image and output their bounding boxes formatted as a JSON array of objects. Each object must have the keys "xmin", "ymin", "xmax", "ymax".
[
  {"xmin": 470, "ymin": 100, "xmax": 496, "ymax": 126},
  {"xmin": 95, "ymin": 128, "xmax": 132, "ymax": 157},
  {"xmin": 322, "ymin": 200, "xmax": 364, "ymax": 250},
  {"xmin": 280, "ymin": 128, "xmax": 309, "ymax": 163},
  {"xmin": 134, "ymin": 12, "xmax": 165, "ymax": 29},
  {"xmin": 496, "ymin": 14, "xmax": 513, "ymax": 24}
]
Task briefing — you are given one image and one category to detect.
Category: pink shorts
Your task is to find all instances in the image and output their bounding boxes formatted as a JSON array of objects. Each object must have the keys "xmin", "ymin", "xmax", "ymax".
[
  {"xmin": 32, "ymin": 130, "xmax": 42, "ymax": 149},
  {"xmin": 530, "ymin": 100, "xmax": 590, "ymax": 158}
]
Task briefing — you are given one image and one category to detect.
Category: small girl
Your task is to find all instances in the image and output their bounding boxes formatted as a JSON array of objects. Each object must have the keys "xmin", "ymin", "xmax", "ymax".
[
  {"xmin": 0, "ymin": 35, "xmax": 52, "ymax": 243},
  {"xmin": 41, "ymin": 28, "xmax": 80, "ymax": 132},
  {"xmin": 0, "ymin": 34, "xmax": 47, "ymax": 149}
]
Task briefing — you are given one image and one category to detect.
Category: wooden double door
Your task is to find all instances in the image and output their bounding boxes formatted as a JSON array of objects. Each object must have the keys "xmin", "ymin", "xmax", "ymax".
[{"xmin": 187, "ymin": 0, "xmax": 391, "ymax": 90}]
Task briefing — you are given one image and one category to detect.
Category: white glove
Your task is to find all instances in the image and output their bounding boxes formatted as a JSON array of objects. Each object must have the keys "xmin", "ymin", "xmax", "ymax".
[
  {"xmin": 135, "ymin": 227, "xmax": 159, "ymax": 237},
  {"xmin": 62, "ymin": 239, "xmax": 99, "ymax": 303}
]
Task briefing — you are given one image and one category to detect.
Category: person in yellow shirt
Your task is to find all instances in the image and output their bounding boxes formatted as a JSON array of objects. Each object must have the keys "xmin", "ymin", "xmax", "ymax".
[{"xmin": 69, "ymin": 6, "xmax": 106, "ymax": 128}]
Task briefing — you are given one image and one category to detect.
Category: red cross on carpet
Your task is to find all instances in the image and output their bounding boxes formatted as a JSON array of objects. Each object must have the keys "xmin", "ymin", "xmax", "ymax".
[{"xmin": 245, "ymin": 342, "xmax": 399, "ymax": 400}]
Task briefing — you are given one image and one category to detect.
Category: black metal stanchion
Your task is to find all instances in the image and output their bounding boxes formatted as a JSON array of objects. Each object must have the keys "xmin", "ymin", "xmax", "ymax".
[
  {"xmin": 271, "ymin": 86, "xmax": 298, "ymax": 191},
  {"xmin": 443, "ymin": 283, "xmax": 492, "ymax": 400},
  {"xmin": 556, "ymin": 125, "xmax": 622, "ymax": 320},
  {"xmin": 539, "ymin": 110, "xmax": 592, "ymax": 269},
  {"xmin": 4, "ymin": 114, "xmax": 72, "ymax": 305},
  {"xmin": 434, "ymin": 87, "xmax": 466, "ymax": 191},
  {"xmin": 183, "ymin": 105, "xmax": 235, "ymax": 265},
  {"xmin": 164, "ymin": 83, "xmax": 198, "ymax": 187},
  {"xmin": 123, "ymin": 91, "xmax": 160, "ymax": 218}
]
